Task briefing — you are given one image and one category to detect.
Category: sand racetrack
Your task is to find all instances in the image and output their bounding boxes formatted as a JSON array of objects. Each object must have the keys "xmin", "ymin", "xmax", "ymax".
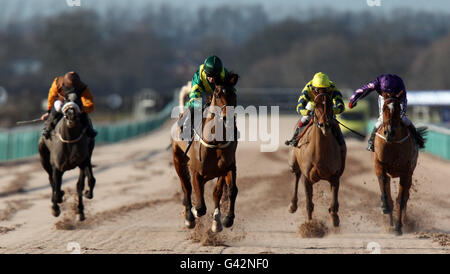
[{"xmin": 0, "ymin": 116, "xmax": 449, "ymax": 254}]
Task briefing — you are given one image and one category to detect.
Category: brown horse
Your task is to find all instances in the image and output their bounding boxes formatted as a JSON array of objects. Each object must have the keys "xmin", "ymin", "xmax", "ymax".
[
  {"xmin": 288, "ymin": 91, "xmax": 346, "ymax": 227},
  {"xmin": 373, "ymin": 91, "xmax": 424, "ymax": 235},
  {"xmin": 172, "ymin": 73, "xmax": 239, "ymax": 233}
]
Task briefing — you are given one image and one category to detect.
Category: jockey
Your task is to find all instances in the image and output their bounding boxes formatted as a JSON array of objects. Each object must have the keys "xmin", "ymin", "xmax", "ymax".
[
  {"xmin": 285, "ymin": 72, "xmax": 345, "ymax": 147},
  {"xmin": 41, "ymin": 71, "xmax": 97, "ymax": 139},
  {"xmin": 179, "ymin": 55, "xmax": 231, "ymax": 142},
  {"xmin": 348, "ymin": 73, "xmax": 425, "ymax": 151}
]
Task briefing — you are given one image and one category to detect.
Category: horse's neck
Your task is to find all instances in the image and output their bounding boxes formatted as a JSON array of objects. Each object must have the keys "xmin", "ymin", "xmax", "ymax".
[
  {"xmin": 379, "ymin": 119, "xmax": 407, "ymax": 137},
  {"xmin": 311, "ymin": 125, "xmax": 335, "ymax": 153},
  {"xmin": 58, "ymin": 119, "xmax": 82, "ymax": 139}
]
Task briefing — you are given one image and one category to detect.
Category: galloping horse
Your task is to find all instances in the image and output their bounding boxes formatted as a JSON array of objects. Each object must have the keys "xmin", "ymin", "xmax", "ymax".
[
  {"xmin": 288, "ymin": 91, "xmax": 346, "ymax": 227},
  {"xmin": 373, "ymin": 91, "xmax": 425, "ymax": 235},
  {"xmin": 172, "ymin": 73, "xmax": 239, "ymax": 233},
  {"xmin": 38, "ymin": 94, "xmax": 96, "ymax": 221}
]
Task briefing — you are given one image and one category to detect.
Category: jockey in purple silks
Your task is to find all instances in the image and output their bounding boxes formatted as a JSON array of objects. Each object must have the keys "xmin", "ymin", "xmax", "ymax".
[{"xmin": 348, "ymin": 74, "xmax": 425, "ymax": 152}]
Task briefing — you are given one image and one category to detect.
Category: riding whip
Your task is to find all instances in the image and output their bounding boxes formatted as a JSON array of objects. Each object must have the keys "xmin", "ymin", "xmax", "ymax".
[{"xmin": 16, "ymin": 118, "xmax": 43, "ymax": 125}]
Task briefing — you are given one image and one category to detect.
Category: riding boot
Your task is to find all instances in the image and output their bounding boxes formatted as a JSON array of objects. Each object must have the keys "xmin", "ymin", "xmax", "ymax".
[
  {"xmin": 42, "ymin": 110, "xmax": 62, "ymax": 139},
  {"xmin": 367, "ymin": 127, "xmax": 378, "ymax": 152},
  {"xmin": 285, "ymin": 126, "xmax": 302, "ymax": 147},
  {"xmin": 407, "ymin": 124, "xmax": 425, "ymax": 149},
  {"xmin": 81, "ymin": 113, "xmax": 97, "ymax": 138}
]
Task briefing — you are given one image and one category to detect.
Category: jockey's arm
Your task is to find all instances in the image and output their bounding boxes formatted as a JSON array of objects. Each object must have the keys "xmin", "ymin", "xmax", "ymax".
[
  {"xmin": 47, "ymin": 77, "xmax": 60, "ymax": 113},
  {"xmin": 332, "ymin": 89, "xmax": 345, "ymax": 115},
  {"xmin": 80, "ymin": 88, "xmax": 94, "ymax": 114},
  {"xmin": 296, "ymin": 86, "xmax": 312, "ymax": 116},
  {"xmin": 187, "ymin": 69, "xmax": 203, "ymax": 109},
  {"xmin": 349, "ymin": 78, "xmax": 380, "ymax": 108}
]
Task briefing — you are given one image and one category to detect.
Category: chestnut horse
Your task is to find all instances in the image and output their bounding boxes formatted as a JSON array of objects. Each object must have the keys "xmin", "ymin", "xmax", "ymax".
[
  {"xmin": 172, "ymin": 73, "xmax": 239, "ymax": 233},
  {"xmin": 373, "ymin": 91, "xmax": 425, "ymax": 235},
  {"xmin": 288, "ymin": 91, "xmax": 346, "ymax": 227}
]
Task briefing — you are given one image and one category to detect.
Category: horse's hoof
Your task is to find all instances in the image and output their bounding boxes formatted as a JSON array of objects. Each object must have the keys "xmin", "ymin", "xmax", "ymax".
[
  {"xmin": 84, "ymin": 190, "xmax": 93, "ymax": 199},
  {"xmin": 289, "ymin": 203, "xmax": 298, "ymax": 213},
  {"xmin": 78, "ymin": 213, "xmax": 85, "ymax": 222},
  {"xmin": 184, "ymin": 219, "xmax": 196, "ymax": 229},
  {"xmin": 52, "ymin": 207, "xmax": 60, "ymax": 217},
  {"xmin": 331, "ymin": 214, "xmax": 340, "ymax": 227},
  {"xmin": 191, "ymin": 207, "xmax": 206, "ymax": 218},
  {"xmin": 211, "ymin": 221, "xmax": 223, "ymax": 233},
  {"xmin": 222, "ymin": 216, "xmax": 234, "ymax": 228},
  {"xmin": 395, "ymin": 225, "xmax": 403, "ymax": 236}
]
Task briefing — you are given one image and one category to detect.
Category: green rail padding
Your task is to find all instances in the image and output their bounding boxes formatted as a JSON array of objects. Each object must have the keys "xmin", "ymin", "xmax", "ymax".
[{"xmin": 0, "ymin": 101, "xmax": 176, "ymax": 162}]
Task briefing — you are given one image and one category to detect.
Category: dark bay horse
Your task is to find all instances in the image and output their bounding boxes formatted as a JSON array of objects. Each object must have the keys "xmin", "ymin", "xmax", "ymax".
[
  {"xmin": 288, "ymin": 91, "xmax": 346, "ymax": 227},
  {"xmin": 172, "ymin": 73, "xmax": 239, "ymax": 233},
  {"xmin": 373, "ymin": 91, "xmax": 425, "ymax": 235},
  {"xmin": 38, "ymin": 95, "xmax": 96, "ymax": 221}
]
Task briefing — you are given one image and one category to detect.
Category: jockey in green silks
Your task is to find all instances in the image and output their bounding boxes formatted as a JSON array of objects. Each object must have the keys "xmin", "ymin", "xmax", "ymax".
[{"xmin": 179, "ymin": 55, "xmax": 233, "ymax": 144}]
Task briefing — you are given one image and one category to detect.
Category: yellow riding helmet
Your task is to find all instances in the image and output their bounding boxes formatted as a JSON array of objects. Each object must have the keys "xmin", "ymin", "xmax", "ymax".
[{"xmin": 311, "ymin": 72, "xmax": 331, "ymax": 88}]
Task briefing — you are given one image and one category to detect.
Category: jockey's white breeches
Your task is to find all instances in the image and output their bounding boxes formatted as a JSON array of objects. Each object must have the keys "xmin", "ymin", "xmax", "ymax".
[
  {"xmin": 375, "ymin": 95, "xmax": 411, "ymax": 128},
  {"xmin": 54, "ymin": 100, "xmax": 63, "ymax": 113}
]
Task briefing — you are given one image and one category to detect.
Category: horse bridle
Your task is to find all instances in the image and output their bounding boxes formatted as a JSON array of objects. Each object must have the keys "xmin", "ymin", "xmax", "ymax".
[
  {"xmin": 381, "ymin": 97, "xmax": 401, "ymax": 127},
  {"xmin": 195, "ymin": 87, "xmax": 235, "ymax": 149},
  {"xmin": 376, "ymin": 96, "xmax": 410, "ymax": 144},
  {"xmin": 312, "ymin": 92, "xmax": 332, "ymax": 129},
  {"xmin": 57, "ymin": 102, "xmax": 87, "ymax": 144}
]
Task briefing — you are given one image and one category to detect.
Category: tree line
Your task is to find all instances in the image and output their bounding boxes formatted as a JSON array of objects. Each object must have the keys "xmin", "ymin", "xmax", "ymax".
[{"xmin": 0, "ymin": 5, "xmax": 449, "ymax": 126}]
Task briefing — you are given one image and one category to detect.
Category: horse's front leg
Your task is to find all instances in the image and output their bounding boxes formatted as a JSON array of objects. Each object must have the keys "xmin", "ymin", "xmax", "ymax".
[
  {"xmin": 51, "ymin": 167, "xmax": 64, "ymax": 217},
  {"xmin": 329, "ymin": 178, "xmax": 340, "ymax": 227},
  {"xmin": 223, "ymin": 166, "xmax": 237, "ymax": 228},
  {"xmin": 173, "ymin": 147, "xmax": 195, "ymax": 228},
  {"xmin": 289, "ymin": 172, "xmax": 301, "ymax": 213},
  {"xmin": 77, "ymin": 167, "xmax": 86, "ymax": 221},
  {"xmin": 396, "ymin": 175, "xmax": 412, "ymax": 236},
  {"xmin": 376, "ymin": 164, "xmax": 393, "ymax": 226},
  {"xmin": 191, "ymin": 171, "xmax": 207, "ymax": 218},
  {"xmin": 303, "ymin": 176, "xmax": 314, "ymax": 222},
  {"xmin": 211, "ymin": 176, "xmax": 225, "ymax": 233},
  {"xmin": 83, "ymin": 161, "xmax": 96, "ymax": 199}
]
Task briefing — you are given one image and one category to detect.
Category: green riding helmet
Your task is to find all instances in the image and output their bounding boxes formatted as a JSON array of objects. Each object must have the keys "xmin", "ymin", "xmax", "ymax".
[{"xmin": 203, "ymin": 55, "xmax": 223, "ymax": 77}]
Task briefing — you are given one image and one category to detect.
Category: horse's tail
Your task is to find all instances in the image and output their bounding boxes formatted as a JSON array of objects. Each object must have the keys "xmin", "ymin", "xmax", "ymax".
[{"xmin": 417, "ymin": 126, "xmax": 428, "ymax": 145}]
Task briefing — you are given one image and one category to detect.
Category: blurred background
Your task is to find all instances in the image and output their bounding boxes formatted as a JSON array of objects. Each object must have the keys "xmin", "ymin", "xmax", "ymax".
[{"xmin": 0, "ymin": 0, "xmax": 449, "ymax": 160}]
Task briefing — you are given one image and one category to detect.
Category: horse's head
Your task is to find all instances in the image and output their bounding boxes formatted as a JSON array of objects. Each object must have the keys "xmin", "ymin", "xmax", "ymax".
[
  {"xmin": 210, "ymin": 72, "xmax": 239, "ymax": 120},
  {"xmin": 62, "ymin": 94, "xmax": 82, "ymax": 129},
  {"xmin": 312, "ymin": 89, "xmax": 333, "ymax": 136},
  {"xmin": 381, "ymin": 90, "xmax": 403, "ymax": 142}
]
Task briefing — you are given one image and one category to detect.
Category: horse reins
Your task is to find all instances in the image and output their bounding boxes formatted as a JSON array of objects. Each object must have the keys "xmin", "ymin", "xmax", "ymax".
[
  {"xmin": 312, "ymin": 92, "xmax": 330, "ymax": 129},
  {"xmin": 57, "ymin": 128, "xmax": 87, "ymax": 144}
]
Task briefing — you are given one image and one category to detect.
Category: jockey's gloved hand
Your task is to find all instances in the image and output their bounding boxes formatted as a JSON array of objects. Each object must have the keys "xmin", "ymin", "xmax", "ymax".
[
  {"xmin": 305, "ymin": 102, "xmax": 315, "ymax": 111},
  {"xmin": 348, "ymin": 100, "xmax": 357, "ymax": 109},
  {"xmin": 41, "ymin": 112, "xmax": 50, "ymax": 121}
]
